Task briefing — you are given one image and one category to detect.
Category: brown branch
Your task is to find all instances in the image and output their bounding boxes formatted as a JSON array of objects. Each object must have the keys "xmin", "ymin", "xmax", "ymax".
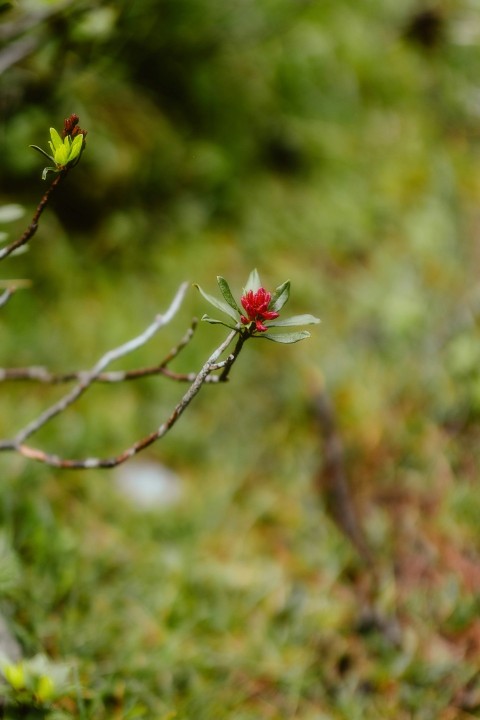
[
  {"xmin": 0, "ymin": 171, "xmax": 67, "ymax": 261},
  {"xmin": 0, "ymin": 320, "xmax": 222, "ymax": 385},
  {"xmin": 0, "ymin": 364, "xmax": 220, "ymax": 384},
  {"xmin": 0, "ymin": 282, "xmax": 189, "ymax": 452},
  {"xmin": 14, "ymin": 328, "xmax": 239, "ymax": 469}
]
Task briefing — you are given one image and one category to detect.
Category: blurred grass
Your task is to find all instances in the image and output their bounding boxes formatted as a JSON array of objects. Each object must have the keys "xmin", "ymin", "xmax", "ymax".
[{"xmin": 2, "ymin": 0, "xmax": 480, "ymax": 717}]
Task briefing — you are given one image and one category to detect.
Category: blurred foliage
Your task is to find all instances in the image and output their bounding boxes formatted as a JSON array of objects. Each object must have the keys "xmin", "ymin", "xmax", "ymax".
[{"xmin": 2, "ymin": 0, "xmax": 480, "ymax": 717}]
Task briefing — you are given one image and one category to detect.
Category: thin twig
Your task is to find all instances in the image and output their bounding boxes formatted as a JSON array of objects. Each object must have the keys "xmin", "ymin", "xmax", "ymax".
[
  {"xmin": 15, "ymin": 329, "xmax": 239, "ymax": 469},
  {"xmin": 0, "ymin": 171, "xmax": 67, "ymax": 261},
  {"xmin": 0, "ymin": 282, "xmax": 189, "ymax": 451},
  {"xmin": 0, "ymin": 288, "xmax": 15, "ymax": 309},
  {"xmin": 0, "ymin": 319, "xmax": 223, "ymax": 384},
  {"xmin": 0, "ymin": 364, "xmax": 221, "ymax": 384}
]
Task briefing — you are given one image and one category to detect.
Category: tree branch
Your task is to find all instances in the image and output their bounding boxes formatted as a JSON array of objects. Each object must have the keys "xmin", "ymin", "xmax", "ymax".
[
  {"xmin": 0, "ymin": 319, "xmax": 214, "ymax": 385},
  {"xmin": 12, "ymin": 328, "xmax": 239, "ymax": 469},
  {"xmin": 0, "ymin": 171, "xmax": 67, "ymax": 261},
  {"xmin": 0, "ymin": 282, "xmax": 189, "ymax": 452}
]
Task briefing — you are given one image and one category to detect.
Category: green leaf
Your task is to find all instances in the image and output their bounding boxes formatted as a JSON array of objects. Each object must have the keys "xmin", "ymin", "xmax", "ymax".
[
  {"xmin": 269, "ymin": 280, "xmax": 290, "ymax": 312},
  {"xmin": 266, "ymin": 314, "xmax": 320, "ymax": 327},
  {"xmin": 200, "ymin": 314, "xmax": 237, "ymax": 329},
  {"xmin": 194, "ymin": 284, "xmax": 239, "ymax": 321},
  {"xmin": 68, "ymin": 134, "xmax": 84, "ymax": 164},
  {"xmin": 244, "ymin": 269, "xmax": 262, "ymax": 293},
  {"xmin": 29, "ymin": 145, "xmax": 55, "ymax": 163},
  {"xmin": 258, "ymin": 330, "xmax": 312, "ymax": 343},
  {"xmin": 49, "ymin": 127, "xmax": 63, "ymax": 151},
  {"xmin": 54, "ymin": 142, "xmax": 69, "ymax": 166},
  {"xmin": 217, "ymin": 276, "xmax": 242, "ymax": 314}
]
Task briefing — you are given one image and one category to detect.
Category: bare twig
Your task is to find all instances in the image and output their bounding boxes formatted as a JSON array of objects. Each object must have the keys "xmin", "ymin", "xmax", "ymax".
[
  {"xmin": 0, "ymin": 282, "xmax": 189, "ymax": 451},
  {"xmin": 0, "ymin": 171, "xmax": 67, "ymax": 261},
  {"xmin": 13, "ymin": 328, "xmax": 239, "ymax": 469},
  {"xmin": 0, "ymin": 364, "xmax": 223, "ymax": 385},
  {"xmin": 0, "ymin": 116, "xmax": 251, "ymax": 470},
  {"xmin": 0, "ymin": 319, "xmax": 228, "ymax": 385},
  {"xmin": 0, "ymin": 288, "xmax": 15, "ymax": 309}
]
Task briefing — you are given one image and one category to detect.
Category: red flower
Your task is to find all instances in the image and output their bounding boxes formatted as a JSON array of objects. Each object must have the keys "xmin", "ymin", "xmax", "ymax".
[{"xmin": 240, "ymin": 288, "xmax": 279, "ymax": 332}]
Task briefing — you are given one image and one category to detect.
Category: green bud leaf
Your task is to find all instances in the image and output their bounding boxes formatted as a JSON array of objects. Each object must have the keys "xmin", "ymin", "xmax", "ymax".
[
  {"xmin": 69, "ymin": 133, "xmax": 84, "ymax": 163},
  {"xmin": 47, "ymin": 129, "xmax": 85, "ymax": 167},
  {"xmin": 54, "ymin": 143, "xmax": 69, "ymax": 166},
  {"xmin": 49, "ymin": 127, "xmax": 63, "ymax": 151},
  {"xmin": 194, "ymin": 284, "xmax": 239, "ymax": 321}
]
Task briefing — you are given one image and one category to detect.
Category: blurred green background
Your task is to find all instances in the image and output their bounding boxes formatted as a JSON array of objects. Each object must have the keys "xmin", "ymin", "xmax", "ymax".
[{"xmin": 2, "ymin": 0, "xmax": 480, "ymax": 717}]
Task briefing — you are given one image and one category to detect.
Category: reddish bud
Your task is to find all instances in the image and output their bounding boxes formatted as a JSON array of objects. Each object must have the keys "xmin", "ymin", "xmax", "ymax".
[
  {"xmin": 62, "ymin": 114, "xmax": 87, "ymax": 142},
  {"xmin": 240, "ymin": 288, "xmax": 279, "ymax": 332}
]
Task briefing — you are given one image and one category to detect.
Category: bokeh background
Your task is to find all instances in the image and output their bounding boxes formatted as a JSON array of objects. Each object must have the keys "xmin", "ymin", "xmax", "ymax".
[{"xmin": 2, "ymin": 0, "xmax": 480, "ymax": 717}]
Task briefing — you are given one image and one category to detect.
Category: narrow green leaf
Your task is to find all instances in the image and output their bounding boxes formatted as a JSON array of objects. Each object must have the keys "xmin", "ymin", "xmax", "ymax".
[
  {"xmin": 217, "ymin": 276, "xmax": 242, "ymax": 314},
  {"xmin": 266, "ymin": 314, "xmax": 320, "ymax": 328},
  {"xmin": 68, "ymin": 134, "xmax": 84, "ymax": 164},
  {"xmin": 29, "ymin": 145, "xmax": 55, "ymax": 163},
  {"xmin": 244, "ymin": 269, "xmax": 262, "ymax": 293},
  {"xmin": 54, "ymin": 143, "xmax": 69, "ymax": 166},
  {"xmin": 270, "ymin": 280, "xmax": 290, "ymax": 312},
  {"xmin": 49, "ymin": 127, "xmax": 63, "ymax": 151},
  {"xmin": 258, "ymin": 330, "xmax": 311, "ymax": 343},
  {"xmin": 194, "ymin": 284, "xmax": 239, "ymax": 321},
  {"xmin": 200, "ymin": 314, "xmax": 237, "ymax": 329}
]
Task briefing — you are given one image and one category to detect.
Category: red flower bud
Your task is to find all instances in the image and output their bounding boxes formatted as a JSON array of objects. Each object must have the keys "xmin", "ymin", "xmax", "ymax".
[
  {"xmin": 240, "ymin": 288, "xmax": 279, "ymax": 332},
  {"xmin": 62, "ymin": 114, "xmax": 87, "ymax": 142}
]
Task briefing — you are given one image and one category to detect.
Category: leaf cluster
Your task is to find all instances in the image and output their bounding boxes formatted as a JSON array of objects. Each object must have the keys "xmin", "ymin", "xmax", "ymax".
[{"xmin": 196, "ymin": 269, "xmax": 320, "ymax": 343}]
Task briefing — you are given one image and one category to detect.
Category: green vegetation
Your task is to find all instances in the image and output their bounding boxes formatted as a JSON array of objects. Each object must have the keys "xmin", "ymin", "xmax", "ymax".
[{"xmin": 1, "ymin": 0, "xmax": 480, "ymax": 716}]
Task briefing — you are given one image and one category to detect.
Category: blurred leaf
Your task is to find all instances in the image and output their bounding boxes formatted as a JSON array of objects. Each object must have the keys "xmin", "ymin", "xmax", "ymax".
[
  {"xmin": 243, "ymin": 269, "xmax": 262, "ymax": 293},
  {"xmin": 194, "ymin": 284, "xmax": 239, "ymax": 321},
  {"xmin": 217, "ymin": 276, "xmax": 242, "ymax": 314},
  {"xmin": 200, "ymin": 314, "xmax": 236, "ymax": 329},
  {"xmin": 267, "ymin": 313, "xmax": 320, "ymax": 328},
  {"xmin": 270, "ymin": 280, "xmax": 290, "ymax": 312}
]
